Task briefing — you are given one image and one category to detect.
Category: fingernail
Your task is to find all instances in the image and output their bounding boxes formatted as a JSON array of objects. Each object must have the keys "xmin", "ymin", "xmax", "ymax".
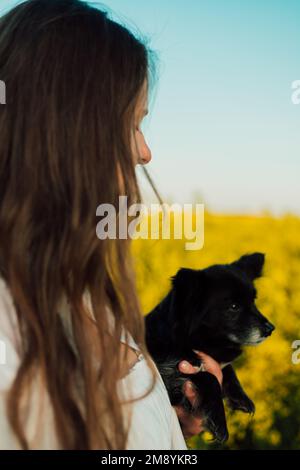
[
  {"xmin": 181, "ymin": 361, "xmax": 189, "ymax": 369},
  {"xmin": 192, "ymin": 349, "xmax": 201, "ymax": 354}
]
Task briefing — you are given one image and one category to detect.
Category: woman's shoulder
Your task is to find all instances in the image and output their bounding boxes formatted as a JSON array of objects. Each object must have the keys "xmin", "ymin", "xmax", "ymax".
[
  {"xmin": 0, "ymin": 281, "xmax": 141, "ymax": 360},
  {"xmin": 102, "ymin": 300, "xmax": 141, "ymax": 352},
  {"xmin": 119, "ymin": 327, "xmax": 141, "ymax": 353}
]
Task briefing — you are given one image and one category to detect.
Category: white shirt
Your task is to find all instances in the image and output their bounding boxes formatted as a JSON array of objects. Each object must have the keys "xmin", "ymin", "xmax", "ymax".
[
  {"xmin": 117, "ymin": 328, "xmax": 187, "ymax": 450},
  {"xmin": 0, "ymin": 277, "xmax": 187, "ymax": 450}
]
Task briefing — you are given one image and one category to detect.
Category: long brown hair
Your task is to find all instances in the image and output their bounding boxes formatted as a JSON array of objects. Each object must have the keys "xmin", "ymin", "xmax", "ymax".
[{"xmin": 0, "ymin": 0, "xmax": 159, "ymax": 449}]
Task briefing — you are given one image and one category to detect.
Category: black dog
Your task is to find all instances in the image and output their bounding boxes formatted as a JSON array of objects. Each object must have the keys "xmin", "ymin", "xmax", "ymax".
[{"xmin": 145, "ymin": 253, "xmax": 275, "ymax": 443}]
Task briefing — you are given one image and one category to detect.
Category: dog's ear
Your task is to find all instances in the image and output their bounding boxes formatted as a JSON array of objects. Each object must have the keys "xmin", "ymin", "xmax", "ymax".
[
  {"xmin": 171, "ymin": 267, "xmax": 198, "ymax": 290},
  {"xmin": 232, "ymin": 252, "xmax": 265, "ymax": 280}
]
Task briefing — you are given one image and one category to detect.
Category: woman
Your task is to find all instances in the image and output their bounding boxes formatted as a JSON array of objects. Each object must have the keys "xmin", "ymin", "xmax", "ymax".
[{"xmin": 0, "ymin": 0, "xmax": 222, "ymax": 449}]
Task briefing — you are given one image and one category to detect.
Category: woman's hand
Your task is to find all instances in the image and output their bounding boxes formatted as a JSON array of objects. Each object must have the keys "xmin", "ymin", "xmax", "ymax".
[{"xmin": 173, "ymin": 351, "xmax": 223, "ymax": 439}]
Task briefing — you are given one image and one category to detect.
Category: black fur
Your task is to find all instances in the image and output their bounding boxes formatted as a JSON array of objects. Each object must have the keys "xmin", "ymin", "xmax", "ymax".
[{"xmin": 145, "ymin": 253, "xmax": 275, "ymax": 443}]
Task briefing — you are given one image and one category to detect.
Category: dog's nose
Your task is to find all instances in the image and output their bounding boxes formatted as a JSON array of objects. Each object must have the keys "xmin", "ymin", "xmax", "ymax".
[{"xmin": 264, "ymin": 322, "xmax": 275, "ymax": 336}]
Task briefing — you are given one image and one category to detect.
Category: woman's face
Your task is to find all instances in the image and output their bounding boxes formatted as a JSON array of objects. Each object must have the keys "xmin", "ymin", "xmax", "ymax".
[{"xmin": 131, "ymin": 80, "xmax": 152, "ymax": 166}]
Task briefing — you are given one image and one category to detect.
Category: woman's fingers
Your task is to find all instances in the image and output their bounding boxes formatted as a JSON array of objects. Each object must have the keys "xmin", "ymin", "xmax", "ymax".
[
  {"xmin": 183, "ymin": 380, "xmax": 199, "ymax": 408},
  {"xmin": 178, "ymin": 360, "xmax": 200, "ymax": 374},
  {"xmin": 175, "ymin": 351, "xmax": 223, "ymax": 440},
  {"xmin": 193, "ymin": 350, "xmax": 223, "ymax": 386},
  {"xmin": 178, "ymin": 351, "xmax": 223, "ymax": 386}
]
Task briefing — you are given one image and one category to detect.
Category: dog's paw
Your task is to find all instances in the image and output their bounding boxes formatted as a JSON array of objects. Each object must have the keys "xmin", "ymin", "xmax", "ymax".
[
  {"xmin": 205, "ymin": 415, "xmax": 229, "ymax": 444},
  {"xmin": 201, "ymin": 402, "xmax": 229, "ymax": 443},
  {"xmin": 226, "ymin": 393, "xmax": 255, "ymax": 415}
]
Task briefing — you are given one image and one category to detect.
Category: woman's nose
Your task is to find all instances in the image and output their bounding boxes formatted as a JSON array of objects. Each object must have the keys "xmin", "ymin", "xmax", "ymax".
[
  {"xmin": 138, "ymin": 133, "xmax": 152, "ymax": 165},
  {"xmin": 137, "ymin": 133, "xmax": 152, "ymax": 165},
  {"xmin": 138, "ymin": 146, "xmax": 152, "ymax": 165}
]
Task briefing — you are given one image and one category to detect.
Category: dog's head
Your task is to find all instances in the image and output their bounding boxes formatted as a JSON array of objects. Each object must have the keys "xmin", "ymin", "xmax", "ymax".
[{"xmin": 171, "ymin": 253, "xmax": 275, "ymax": 348}]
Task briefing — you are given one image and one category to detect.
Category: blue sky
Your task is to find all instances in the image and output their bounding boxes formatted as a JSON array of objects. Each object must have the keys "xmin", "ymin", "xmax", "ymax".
[{"xmin": 1, "ymin": 0, "xmax": 300, "ymax": 214}]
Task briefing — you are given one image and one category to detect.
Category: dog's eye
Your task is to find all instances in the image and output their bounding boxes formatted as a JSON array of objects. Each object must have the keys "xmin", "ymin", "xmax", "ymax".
[{"xmin": 229, "ymin": 303, "xmax": 241, "ymax": 312}]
